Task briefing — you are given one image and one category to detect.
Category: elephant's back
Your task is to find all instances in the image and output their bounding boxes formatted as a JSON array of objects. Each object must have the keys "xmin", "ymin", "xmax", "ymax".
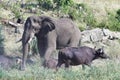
[
  {"xmin": 54, "ymin": 18, "xmax": 81, "ymax": 49},
  {"xmin": 56, "ymin": 18, "xmax": 81, "ymax": 37},
  {"xmin": 55, "ymin": 18, "xmax": 76, "ymax": 37},
  {"xmin": 55, "ymin": 18, "xmax": 78, "ymax": 34}
]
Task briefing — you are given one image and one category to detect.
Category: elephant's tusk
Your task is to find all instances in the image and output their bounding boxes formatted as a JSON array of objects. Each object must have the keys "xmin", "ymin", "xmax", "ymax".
[
  {"xmin": 16, "ymin": 38, "xmax": 22, "ymax": 43},
  {"xmin": 28, "ymin": 32, "xmax": 35, "ymax": 44}
]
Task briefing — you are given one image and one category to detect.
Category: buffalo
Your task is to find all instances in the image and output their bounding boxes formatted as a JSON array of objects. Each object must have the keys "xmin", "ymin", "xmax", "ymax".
[{"xmin": 56, "ymin": 46, "xmax": 109, "ymax": 70}]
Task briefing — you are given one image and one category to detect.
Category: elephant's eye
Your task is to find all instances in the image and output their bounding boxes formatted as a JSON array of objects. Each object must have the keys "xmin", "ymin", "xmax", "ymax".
[
  {"xmin": 35, "ymin": 28, "xmax": 38, "ymax": 31},
  {"xmin": 38, "ymin": 22, "xmax": 41, "ymax": 25},
  {"xmin": 33, "ymin": 19, "xmax": 37, "ymax": 23},
  {"xmin": 34, "ymin": 27, "xmax": 39, "ymax": 31}
]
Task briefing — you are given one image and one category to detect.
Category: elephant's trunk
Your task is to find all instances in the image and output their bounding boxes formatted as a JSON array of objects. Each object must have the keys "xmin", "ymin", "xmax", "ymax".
[
  {"xmin": 21, "ymin": 33, "xmax": 28, "ymax": 70},
  {"xmin": 20, "ymin": 30, "xmax": 30, "ymax": 70},
  {"xmin": 20, "ymin": 29, "xmax": 35, "ymax": 70}
]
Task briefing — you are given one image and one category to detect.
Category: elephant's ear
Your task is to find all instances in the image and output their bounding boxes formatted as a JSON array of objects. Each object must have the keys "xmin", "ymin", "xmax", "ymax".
[
  {"xmin": 42, "ymin": 17, "xmax": 55, "ymax": 31},
  {"xmin": 24, "ymin": 17, "xmax": 31, "ymax": 30}
]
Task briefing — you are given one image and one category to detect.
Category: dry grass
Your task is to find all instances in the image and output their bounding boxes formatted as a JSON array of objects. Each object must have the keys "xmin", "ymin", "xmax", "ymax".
[
  {"xmin": 1, "ymin": 26, "xmax": 22, "ymax": 56},
  {"xmin": 74, "ymin": 0, "xmax": 120, "ymax": 22}
]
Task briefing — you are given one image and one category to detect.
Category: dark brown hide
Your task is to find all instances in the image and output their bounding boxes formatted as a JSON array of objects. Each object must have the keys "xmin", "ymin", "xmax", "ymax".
[{"xmin": 56, "ymin": 46, "xmax": 109, "ymax": 69}]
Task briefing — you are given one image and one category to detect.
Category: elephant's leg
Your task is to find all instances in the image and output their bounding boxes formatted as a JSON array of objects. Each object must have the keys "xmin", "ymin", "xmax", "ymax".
[
  {"xmin": 44, "ymin": 34, "xmax": 57, "ymax": 61},
  {"xmin": 69, "ymin": 32, "xmax": 81, "ymax": 47},
  {"xmin": 37, "ymin": 37, "xmax": 47, "ymax": 57},
  {"xmin": 37, "ymin": 36, "xmax": 56, "ymax": 64},
  {"xmin": 20, "ymin": 43, "xmax": 29, "ymax": 70},
  {"xmin": 38, "ymin": 44, "xmax": 46, "ymax": 57},
  {"xmin": 37, "ymin": 33, "xmax": 57, "ymax": 65},
  {"xmin": 44, "ymin": 47, "xmax": 56, "ymax": 62},
  {"xmin": 41, "ymin": 46, "xmax": 56, "ymax": 67},
  {"xmin": 68, "ymin": 41, "xmax": 78, "ymax": 47},
  {"xmin": 69, "ymin": 37, "xmax": 80, "ymax": 47},
  {"xmin": 37, "ymin": 39, "xmax": 46, "ymax": 64}
]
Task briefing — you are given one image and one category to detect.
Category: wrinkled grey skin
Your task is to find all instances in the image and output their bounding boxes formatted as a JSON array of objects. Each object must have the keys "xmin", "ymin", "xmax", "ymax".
[
  {"xmin": 21, "ymin": 15, "xmax": 81, "ymax": 70},
  {"xmin": 43, "ymin": 58, "xmax": 58, "ymax": 69},
  {"xmin": 43, "ymin": 58, "xmax": 65, "ymax": 69},
  {"xmin": 56, "ymin": 46, "xmax": 109, "ymax": 70}
]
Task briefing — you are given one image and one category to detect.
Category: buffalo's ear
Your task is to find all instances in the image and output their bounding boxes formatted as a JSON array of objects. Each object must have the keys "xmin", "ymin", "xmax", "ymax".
[
  {"xmin": 95, "ymin": 48, "xmax": 104, "ymax": 55},
  {"xmin": 94, "ymin": 46, "xmax": 96, "ymax": 50},
  {"xmin": 42, "ymin": 17, "xmax": 55, "ymax": 31},
  {"xmin": 99, "ymin": 46, "xmax": 104, "ymax": 54}
]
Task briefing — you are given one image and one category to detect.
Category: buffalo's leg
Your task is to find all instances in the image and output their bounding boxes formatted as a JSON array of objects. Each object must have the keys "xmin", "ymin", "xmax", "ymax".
[
  {"xmin": 82, "ymin": 65, "xmax": 85, "ymax": 70},
  {"xmin": 82, "ymin": 63, "xmax": 91, "ymax": 70},
  {"xmin": 65, "ymin": 60, "xmax": 70, "ymax": 68},
  {"xmin": 56, "ymin": 62, "xmax": 63, "ymax": 71}
]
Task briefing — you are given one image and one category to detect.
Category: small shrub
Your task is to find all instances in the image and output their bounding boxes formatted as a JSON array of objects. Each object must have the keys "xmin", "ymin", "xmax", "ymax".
[
  {"xmin": 96, "ymin": 9, "xmax": 120, "ymax": 31},
  {"xmin": 97, "ymin": 20, "xmax": 107, "ymax": 28},
  {"xmin": 10, "ymin": 3, "xmax": 22, "ymax": 18},
  {"xmin": 116, "ymin": 9, "xmax": 120, "ymax": 22},
  {"xmin": 30, "ymin": 37, "xmax": 39, "ymax": 55},
  {"xmin": 68, "ymin": 3, "xmax": 97, "ymax": 30},
  {"xmin": 37, "ymin": 0, "xmax": 54, "ymax": 10},
  {"xmin": 53, "ymin": 0, "xmax": 74, "ymax": 8},
  {"xmin": 106, "ymin": 12, "xmax": 120, "ymax": 31}
]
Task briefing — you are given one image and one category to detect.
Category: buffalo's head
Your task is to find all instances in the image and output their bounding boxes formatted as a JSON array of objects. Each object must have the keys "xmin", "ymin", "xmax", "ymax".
[{"xmin": 94, "ymin": 47, "xmax": 110, "ymax": 59}]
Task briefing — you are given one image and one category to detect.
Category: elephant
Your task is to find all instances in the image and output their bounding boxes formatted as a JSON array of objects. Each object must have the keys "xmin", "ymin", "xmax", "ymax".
[
  {"xmin": 43, "ymin": 58, "xmax": 58, "ymax": 69},
  {"xmin": 43, "ymin": 58, "xmax": 65, "ymax": 69},
  {"xmin": 20, "ymin": 15, "xmax": 81, "ymax": 70}
]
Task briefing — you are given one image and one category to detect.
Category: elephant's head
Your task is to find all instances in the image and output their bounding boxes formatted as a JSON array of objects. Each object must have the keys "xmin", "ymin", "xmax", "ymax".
[
  {"xmin": 21, "ymin": 16, "xmax": 55, "ymax": 70},
  {"xmin": 22, "ymin": 16, "xmax": 55, "ymax": 44}
]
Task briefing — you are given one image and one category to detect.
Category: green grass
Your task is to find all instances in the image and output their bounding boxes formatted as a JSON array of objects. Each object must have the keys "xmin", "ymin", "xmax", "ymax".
[{"xmin": 0, "ymin": 59, "xmax": 119, "ymax": 80}]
